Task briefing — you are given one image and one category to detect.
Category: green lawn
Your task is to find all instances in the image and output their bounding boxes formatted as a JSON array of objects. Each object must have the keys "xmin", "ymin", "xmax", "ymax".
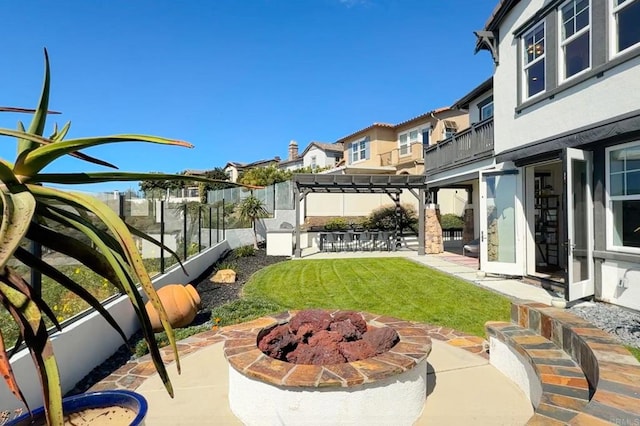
[{"xmin": 242, "ymin": 258, "xmax": 511, "ymax": 337}]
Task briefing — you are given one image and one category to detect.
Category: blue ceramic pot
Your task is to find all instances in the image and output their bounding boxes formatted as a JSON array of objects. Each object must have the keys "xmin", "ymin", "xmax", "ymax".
[{"xmin": 8, "ymin": 390, "xmax": 147, "ymax": 425}]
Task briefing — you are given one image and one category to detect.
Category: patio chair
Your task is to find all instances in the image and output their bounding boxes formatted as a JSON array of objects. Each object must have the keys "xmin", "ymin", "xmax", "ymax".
[
  {"xmin": 358, "ymin": 231, "xmax": 373, "ymax": 251},
  {"xmin": 323, "ymin": 233, "xmax": 338, "ymax": 252},
  {"xmin": 343, "ymin": 232, "xmax": 356, "ymax": 251},
  {"xmin": 376, "ymin": 231, "xmax": 392, "ymax": 251}
]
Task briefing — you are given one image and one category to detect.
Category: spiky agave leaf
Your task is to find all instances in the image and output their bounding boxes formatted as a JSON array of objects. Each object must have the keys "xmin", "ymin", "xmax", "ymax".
[
  {"xmin": 16, "ymin": 48, "xmax": 51, "ymax": 156},
  {"xmin": 8, "ymin": 125, "xmax": 119, "ymax": 170},
  {"xmin": 29, "ymin": 171, "xmax": 247, "ymax": 187},
  {"xmin": 0, "ymin": 327, "xmax": 29, "ymax": 414},
  {"xmin": 13, "ymin": 247, "xmax": 128, "ymax": 347},
  {"xmin": 15, "ymin": 135, "xmax": 193, "ymax": 177},
  {"xmin": 35, "ymin": 203, "xmax": 176, "ymax": 394},
  {"xmin": 126, "ymin": 224, "xmax": 187, "ymax": 275},
  {"xmin": 0, "ymin": 160, "xmax": 36, "ymax": 270},
  {"xmin": 0, "ymin": 267, "xmax": 62, "ymax": 426},
  {"xmin": 30, "ymin": 185, "xmax": 180, "ymax": 389}
]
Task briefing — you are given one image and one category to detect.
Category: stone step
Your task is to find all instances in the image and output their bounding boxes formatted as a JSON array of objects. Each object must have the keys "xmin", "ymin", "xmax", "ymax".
[{"xmin": 485, "ymin": 321, "xmax": 590, "ymax": 425}]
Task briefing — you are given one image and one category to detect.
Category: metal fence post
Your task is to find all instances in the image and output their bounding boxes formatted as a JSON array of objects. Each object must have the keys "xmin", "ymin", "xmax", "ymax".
[
  {"xmin": 160, "ymin": 200, "xmax": 165, "ymax": 273},
  {"xmin": 216, "ymin": 205, "xmax": 220, "ymax": 243},
  {"xmin": 209, "ymin": 206, "xmax": 212, "ymax": 247},
  {"xmin": 222, "ymin": 198, "xmax": 226, "ymax": 240},
  {"xmin": 183, "ymin": 203, "xmax": 188, "ymax": 260},
  {"xmin": 198, "ymin": 204, "xmax": 202, "ymax": 252}
]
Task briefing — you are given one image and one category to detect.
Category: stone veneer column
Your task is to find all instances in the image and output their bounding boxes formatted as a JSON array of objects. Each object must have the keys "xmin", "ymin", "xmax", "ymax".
[
  {"xmin": 463, "ymin": 207, "xmax": 474, "ymax": 244},
  {"xmin": 424, "ymin": 203, "xmax": 443, "ymax": 254}
]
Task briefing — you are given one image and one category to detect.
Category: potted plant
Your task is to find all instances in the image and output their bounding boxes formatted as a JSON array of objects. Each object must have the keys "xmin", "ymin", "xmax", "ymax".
[{"xmin": 0, "ymin": 49, "xmax": 242, "ymax": 425}]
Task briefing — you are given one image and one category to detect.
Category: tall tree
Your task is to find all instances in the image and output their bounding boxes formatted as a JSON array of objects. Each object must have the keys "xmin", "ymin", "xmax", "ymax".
[{"xmin": 238, "ymin": 165, "xmax": 291, "ymax": 186}]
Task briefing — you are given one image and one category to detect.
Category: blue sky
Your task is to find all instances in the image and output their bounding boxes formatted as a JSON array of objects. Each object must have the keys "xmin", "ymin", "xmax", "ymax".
[{"xmin": 1, "ymin": 0, "xmax": 495, "ymax": 193}]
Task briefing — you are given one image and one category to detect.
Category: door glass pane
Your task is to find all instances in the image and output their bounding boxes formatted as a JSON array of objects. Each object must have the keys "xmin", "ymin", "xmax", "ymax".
[
  {"xmin": 571, "ymin": 158, "xmax": 589, "ymax": 283},
  {"xmin": 486, "ymin": 174, "xmax": 516, "ymax": 263}
]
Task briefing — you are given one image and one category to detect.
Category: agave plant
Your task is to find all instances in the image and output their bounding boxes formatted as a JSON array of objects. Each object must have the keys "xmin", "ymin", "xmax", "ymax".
[{"xmin": 0, "ymin": 50, "xmax": 241, "ymax": 425}]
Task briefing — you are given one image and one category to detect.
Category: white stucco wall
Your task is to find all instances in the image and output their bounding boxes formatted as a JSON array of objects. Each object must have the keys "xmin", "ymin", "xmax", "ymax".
[
  {"xmin": 228, "ymin": 359, "xmax": 427, "ymax": 426},
  {"xmin": 304, "ymin": 191, "xmax": 420, "ymax": 217},
  {"xmin": 599, "ymin": 260, "xmax": 640, "ymax": 311},
  {"xmin": 489, "ymin": 337, "xmax": 541, "ymax": 407},
  {"xmin": 493, "ymin": 0, "xmax": 640, "ymax": 153}
]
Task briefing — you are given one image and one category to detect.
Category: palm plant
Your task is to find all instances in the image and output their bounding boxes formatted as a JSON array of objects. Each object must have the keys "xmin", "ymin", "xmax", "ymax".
[
  {"xmin": 238, "ymin": 194, "xmax": 269, "ymax": 249},
  {"xmin": 0, "ymin": 50, "xmax": 245, "ymax": 425}
]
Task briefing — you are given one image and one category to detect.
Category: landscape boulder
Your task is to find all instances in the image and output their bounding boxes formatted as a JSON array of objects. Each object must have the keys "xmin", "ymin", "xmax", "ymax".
[{"xmin": 211, "ymin": 269, "xmax": 236, "ymax": 284}]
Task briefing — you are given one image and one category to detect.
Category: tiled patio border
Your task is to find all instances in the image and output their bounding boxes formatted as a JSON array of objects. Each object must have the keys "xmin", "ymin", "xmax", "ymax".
[{"xmin": 88, "ymin": 320, "xmax": 488, "ymax": 393}]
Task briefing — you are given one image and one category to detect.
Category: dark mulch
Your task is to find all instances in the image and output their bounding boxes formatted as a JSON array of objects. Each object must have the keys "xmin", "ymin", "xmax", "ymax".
[
  {"xmin": 68, "ymin": 247, "xmax": 288, "ymax": 396},
  {"xmin": 193, "ymin": 247, "xmax": 288, "ymax": 315}
]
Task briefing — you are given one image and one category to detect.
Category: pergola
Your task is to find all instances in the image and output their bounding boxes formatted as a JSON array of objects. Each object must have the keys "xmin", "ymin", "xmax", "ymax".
[{"xmin": 292, "ymin": 174, "xmax": 428, "ymax": 258}]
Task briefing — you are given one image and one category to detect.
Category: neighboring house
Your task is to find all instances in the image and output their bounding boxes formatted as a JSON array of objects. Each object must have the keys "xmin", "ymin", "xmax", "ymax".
[
  {"xmin": 333, "ymin": 108, "xmax": 469, "ymax": 176},
  {"xmin": 277, "ymin": 140, "xmax": 343, "ymax": 172},
  {"xmin": 224, "ymin": 157, "xmax": 281, "ymax": 183},
  {"xmin": 426, "ymin": 0, "xmax": 640, "ymax": 309},
  {"xmin": 301, "ymin": 141, "xmax": 343, "ymax": 171}
]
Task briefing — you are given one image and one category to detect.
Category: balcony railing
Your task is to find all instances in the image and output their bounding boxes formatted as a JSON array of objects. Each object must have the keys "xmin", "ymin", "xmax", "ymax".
[
  {"xmin": 378, "ymin": 142, "xmax": 423, "ymax": 167},
  {"xmin": 424, "ymin": 118, "xmax": 494, "ymax": 176}
]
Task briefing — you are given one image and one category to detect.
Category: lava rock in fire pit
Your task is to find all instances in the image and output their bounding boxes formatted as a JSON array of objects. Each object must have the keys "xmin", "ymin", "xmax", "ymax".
[
  {"xmin": 258, "ymin": 324, "xmax": 299, "ymax": 359},
  {"xmin": 362, "ymin": 327, "xmax": 400, "ymax": 354},
  {"xmin": 257, "ymin": 310, "xmax": 399, "ymax": 365},
  {"xmin": 289, "ymin": 309, "xmax": 333, "ymax": 338}
]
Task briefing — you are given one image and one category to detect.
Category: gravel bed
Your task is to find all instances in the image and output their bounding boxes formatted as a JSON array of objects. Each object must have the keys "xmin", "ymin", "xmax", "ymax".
[{"xmin": 569, "ymin": 301, "xmax": 640, "ymax": 349}]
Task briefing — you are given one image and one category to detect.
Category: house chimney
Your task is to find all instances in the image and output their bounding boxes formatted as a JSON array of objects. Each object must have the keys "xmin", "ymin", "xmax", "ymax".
[{"xmin": 288, "ymin": 140, "xmax": 299, "ymax": 160}]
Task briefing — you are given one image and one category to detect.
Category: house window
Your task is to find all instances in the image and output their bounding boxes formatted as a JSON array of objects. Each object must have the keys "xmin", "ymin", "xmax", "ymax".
[
  {"xmin": 311, "ymin": 156, "xmax": 317, "ymax": 170},
  {"xmin": 611, "ymin": 0, "xmax": 640, "ymax": 55},
  {"xmin": 559, "ymin": 0, "xmax": 591, "ymax": 80},
  {"xmin": 398, "ymin": 130, "xmax": 419, "ymax": 156},
  {"xmin": 422, "ymin": 128, "xmax": 431, "ymax": 145},
  {"xmin": 607, "ymin": 141, "xmax": 640, "ymax": 250},
  {"xmin": 443, "ymin": 121, "xmax": 457, "ymax": 139},
  {"xmin": 478, "ymin": 96, "xmax": 494, "ymax": 121},
  {"xmin": 523, "ymin": 22, "xmax": 546, "ymax": 99},
  {"xmin": 350, "ymin": 137, "xmax": 369, "ymax": 164}
]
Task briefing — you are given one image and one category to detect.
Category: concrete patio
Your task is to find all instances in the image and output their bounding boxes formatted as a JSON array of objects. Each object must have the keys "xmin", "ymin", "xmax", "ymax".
[{"xmin": 90, "ymin": 249, "xmax": 560, "ymax": 424}]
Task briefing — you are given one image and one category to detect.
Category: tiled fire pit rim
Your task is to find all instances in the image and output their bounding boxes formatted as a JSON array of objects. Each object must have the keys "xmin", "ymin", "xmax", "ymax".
[{"xmin": 222, "ymin": 310, "xmax": 433, "ymax": 388}]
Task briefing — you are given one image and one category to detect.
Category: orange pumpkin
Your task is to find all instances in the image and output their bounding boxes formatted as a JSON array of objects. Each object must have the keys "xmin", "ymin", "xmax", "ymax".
[{"xmin": 145, "ymin": 284, "xmax": 201, "ymax": 332}]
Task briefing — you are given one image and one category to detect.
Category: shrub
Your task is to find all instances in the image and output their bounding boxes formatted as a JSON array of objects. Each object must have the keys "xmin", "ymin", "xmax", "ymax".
[
  {"xmin": 324, "ymin": 217, "xmax": 348, "ymax": 231},
  {"xmin": 367, "ymin": 204, "xmax": 418, "ymax": 232},
  {"xmin": 234, "ymin": 245, "xmax": 256, "ymax": 258},
  {"xmin": 209, "ymin": 297, "xmax": 283, "ymax": 327},
  {"xmin": 441, "ymin": 213, "xmax": 464, "ymax": 230},
  {"xmin": 216, "ymin": 261, "xmax": 236, "ymax": 271}
]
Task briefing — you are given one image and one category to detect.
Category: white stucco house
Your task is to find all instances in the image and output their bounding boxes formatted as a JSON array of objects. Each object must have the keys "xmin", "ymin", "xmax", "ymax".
[
  {"xmin": 426, "ymin": 0, "xmax": 640, "ymax": 309},
  {"xmin": 277, "ymin": 140, "xmax": 343, "ymax": 172}
]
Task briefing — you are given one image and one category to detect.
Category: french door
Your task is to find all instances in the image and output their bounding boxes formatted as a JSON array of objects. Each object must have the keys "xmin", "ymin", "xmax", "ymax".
[
  {"xmin": 564, "ymin": 148, "xmax": 594, "ymax": 301},
  {"xmin": 479, "ymin": 169, "xmax": 524, "ymax": 276}
]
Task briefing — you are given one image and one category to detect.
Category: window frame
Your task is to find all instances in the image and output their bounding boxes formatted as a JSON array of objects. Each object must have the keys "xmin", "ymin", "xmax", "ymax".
[
  {"xmin": 478, "ymin": 95, "xmax": 494, "ymax": 121},
  {"xmin": 522, "ymin": 21, "xmax": 547, "ymax": 101},
  {"xmin": 397, "ymin": 128, "xmax": 421, "ymax": 157},
  {"xmin": 605, "ymin": 139, "xmax": 640, "ymax": 254},
  {"xmin": 558, "ymin": 0, "xmax": 592, "ymax": 82},
  {"xmin": 350, "ymin": 137, "xmax": 368, "ymax": 164},
  {"xmin": 610, "ymin": 0, "xmax": 640, "ymax": 58}
]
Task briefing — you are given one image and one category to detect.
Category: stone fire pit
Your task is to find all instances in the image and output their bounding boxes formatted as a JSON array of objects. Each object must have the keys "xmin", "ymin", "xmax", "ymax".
[{"xmin": 223, "ymin": 310, "xmax": 432, "ymax": 425}]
